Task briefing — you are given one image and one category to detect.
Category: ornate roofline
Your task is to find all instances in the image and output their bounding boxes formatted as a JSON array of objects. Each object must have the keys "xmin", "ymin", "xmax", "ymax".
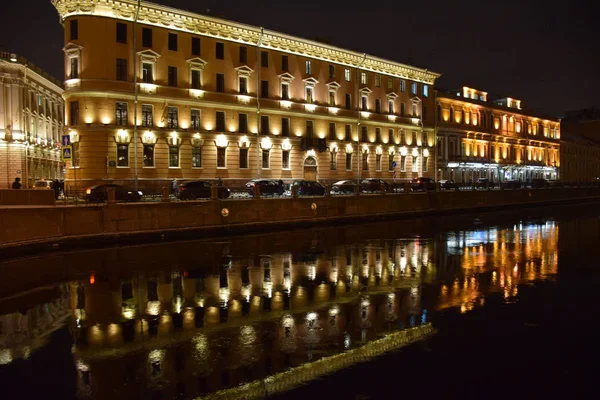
[{"xmin": 52, "ymin": 0, "xmax": 441, "ymax": 84}]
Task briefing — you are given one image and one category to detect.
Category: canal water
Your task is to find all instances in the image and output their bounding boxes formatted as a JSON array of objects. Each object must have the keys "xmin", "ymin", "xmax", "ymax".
[{"xmin": 1, "ymin": 204, "xmax": 599, "ymax": 399}]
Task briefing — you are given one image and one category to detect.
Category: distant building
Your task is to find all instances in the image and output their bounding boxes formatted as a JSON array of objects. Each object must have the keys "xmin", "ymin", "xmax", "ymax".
[
  {"xmin": 51, "ymin": 0, "xmax": 440, "ymax": 192},
  {"xmin": 436, "ymin": 86, "xmax": 560, "ymax": 183},
  {"xmin": 0, "ymin": 52, "xmax": 64, "ymax": 188},
  {"xmin": 560, "ymin": 109, "xmax": 600, "ymax": 182}
]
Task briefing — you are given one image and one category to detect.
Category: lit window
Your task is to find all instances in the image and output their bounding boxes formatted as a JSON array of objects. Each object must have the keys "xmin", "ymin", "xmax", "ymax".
[
  {"xmin": 361, "ymin": 72, "xmax": 367, "ymax": 85},
  {"xmin": 305, "ymin": 60, "xmax": 312, "ymax": 75},
  {"xmin": 423, "ymin": 85, "xmax": 429, "ymax": 97},
  {"xmin": 115, "ymin": 101, "xmax": 128, "ymax": 126},
  {"xmin": 344, "ymin": 69, "xmax": 351, "ymax": 81},
  {"xmin": 192, "ymin": 147, "xmax": 202, "ymax": 168},
  {"xmin": 375, "ymin": 75, "xmax": 381, "ymax": 87},
  {"xmin": 142, "ymin": 104, "xmax": 153, "ymax": 127},
  {"xmin": 411, "ymin": 82, "xmax": 417, "ymax": 94},
  {"xmin": 169, "ymin": 145, "xmax": 179, "ymax": 167}
]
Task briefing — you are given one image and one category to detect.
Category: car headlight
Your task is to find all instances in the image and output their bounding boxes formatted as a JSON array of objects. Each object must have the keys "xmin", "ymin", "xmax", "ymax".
[{"xmin": 137, "ymin": 191, "xmax": 143, "ymax": 195}]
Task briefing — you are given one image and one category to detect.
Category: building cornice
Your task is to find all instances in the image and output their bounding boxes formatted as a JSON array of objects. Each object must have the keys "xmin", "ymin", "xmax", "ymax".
[{"xmin": 51, "ymin": 0, "xmax": 441, "ymax": 84}]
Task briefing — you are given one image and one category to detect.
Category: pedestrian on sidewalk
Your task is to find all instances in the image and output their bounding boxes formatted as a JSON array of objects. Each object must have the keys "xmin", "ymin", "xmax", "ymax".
[{"xmin": 12, "ymin": 177, "xmax": 21, "ymax": 189}]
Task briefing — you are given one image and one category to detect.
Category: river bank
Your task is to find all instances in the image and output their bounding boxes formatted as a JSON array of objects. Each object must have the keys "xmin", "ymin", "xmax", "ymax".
[{"xmin": 1, "ymin": 187, "xmax": 599, "ymax": 259}]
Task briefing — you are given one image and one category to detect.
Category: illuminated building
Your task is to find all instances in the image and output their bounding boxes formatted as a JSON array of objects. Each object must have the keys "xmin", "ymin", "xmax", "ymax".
[
  {"xmin": 560, "ymin": 109, "xmax": 600, "ymax": 182},
  {"xmin": 51, "ymin": 0, "xmax": 440, "ymax": 192},
  {"xmin": 0, "ymin": 52, "xmax": 64, "ymax": 188},
  {"xmin": 436, "ymin": 86, "xmax": 560, "ymax": 183}
]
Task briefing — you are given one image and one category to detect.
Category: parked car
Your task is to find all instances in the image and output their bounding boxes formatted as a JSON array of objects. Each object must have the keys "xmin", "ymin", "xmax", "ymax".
[
  {"xmin": 500, "ymin": 180, "xmax": 521, "ymax": 189},
  {"xmin": 360, "ymin": 179, "xmax": 389, "ymax": 193},
  {"xmin": 178, "ymin": 180, "xmax": 230, "ymax": 200},
  {"xmin": 411, "ymin": 177, "xmax": 436, "ymax": 192},
  {"xmin": 439, "ymin": 179, "xmax": 459, "ymax": 190},
  {"xmin": 530, "ymin": 178, "xmax": 549, "ymax": 188},
  {"xmin": 85, "ymin": 184, "xmax": 143, "ymax": 202},
  {"xmin": 246, "ymin": 179, "xmax": 285, "ymax": 197},
  {"xmin": 292, "ymin": 180, "xmax": 326, "ymax": 196},
  {"xmin": 32, "ymin": 180, "xmax": 53, "ymax": 190},
  {"xmin": 475, "ymin": 178, "xmax": 496, "ymax": 189},
  {"xmin": 331, "ymin": 180, "xmax": 357, "ymax": 194}
]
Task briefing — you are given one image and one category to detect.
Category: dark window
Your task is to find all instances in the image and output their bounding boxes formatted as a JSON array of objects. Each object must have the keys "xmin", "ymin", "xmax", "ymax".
[
  {"xmin": 70, "ymin": 101, "xmax": 79, "ymax": 125},
  {"xmin": 115, "ymin": 102, "xmax": 127, "ymax": 126},
  {"xmin": 281, "ymin": 83, "xmax": 289, "ymax": 100},
  {"xmin": 216, "ymin": 111, "xmax": 225, "ymax": 131},
  {"xmin": 361, "ymin": 126, "xmax": 368, "ymax": 142},
  {"xmin": 192, "ymin": 147, "xmax": 202, "ymax": 168},
  {"xmin": 375, "ymin": 99, "xmax": 381, "ymax": 113},
  {"xmin": 262, "ymin": 149, "xmax": 270, "ymax": 169},
  {"xmin": 142, "ymin": 62, "xmax": 152, "ymax": 83},
  {"xmin": 191, "ymin": 109, "xmax": 200, "ymax": 129},
  {"xmin": 329, "ymin": 92, "xmax": 335, "ymax": 106},
  {"xmin": 191, "ymin": 37, "xmax": 200, "ymax": 55},
  {"xmin": 70, "ymin": 20, "xmax": 78, "ymax": 40},
  {"xmin": 239, "ymin": 148, "xmax": 248, "ymax": 168},
  {"xmin": 388, "ymin": 154, "xmax": 394, "ymax": 171},
  {"xmin": 169, "ymin": 146, "xmax": 179, "ymax": 167},
  {"xmin": 69, "ymin": 57, "xmax": 79, "ymax": 79},
  {"xmin": 261, "ymin": 116, "xmax": 269, "ymax": 134},
  {"xmin": 376, "ymin": 154, "xmax": 382, "ymax": 170},
  {"xmin": 217, "ymin": 147, "xmax": 226, "ymax": 168},
  {"xmin": 117, "ymin": 144, "xmax": 129, "ymax": 166},
  {"xmin": 168, "ymin": 66, "xmax": 177, "ymax": 87},
  {"xmin": 362, "ymin": 152, "xmax": 368, "ymax": 170},
  {"xmin": 168, "ymin": 33, "xmax": 177, "ymax": 51},
  {"xmin": 423, "ymin": 106, "xmax": 427, "ymax": 120},
  {"xmin": 143, "ymin": 145, "xmax": 154, "ymax": 167},
  {"xmin": 216, "ymin": 42, "xmax": 224, "ymax": 59},
  {"xmin": 361, "ymin": 96, "xmax": 368, "ymax": 111},
  {"xmin": 261, "ymin": 51, "xmax": 269, "ymax": 67},
  {"xmin": 306, "ymin": 120, "xmax": 314, "ymax": 138},
  {"xmin": 239, "ymin": 46, "xmax": 247, "ymax": 64},
  {"xmin": 191, "ymin": 69, "xmax": 201, "ymax": 89},
  {"xmin": 142, "ymin": 28, "xmax": 152, "ymax": 47},
  {"xmin": 329, "ymin": 122, "xmax": 336, "ymax": 140},
  {"xmin": 116, "ymin": 22, "xmax": 127, "ymax": 43},
  {"xmin": 400, "ymin": 103, "xmax": 405, "ymax": 115},
  {"xmin": 261, "ymin": 80, "xmax": 269, "ymax": 98},
  {"xmin": 281, "ymin": 118, "xmax": 290, "ymax": 137},
  {"xmin": 116, "ymin": 58, "xmax": 127, "ymax": 81},
  {"xmin": 345, "ymin": 124, "xmax": 351, "ymax": 141},
  {"xmin": 239, "ymin": 113, "xmax": 248, "ymax": 133},
  {"xmin": 239, "ymin": 77, "xmax": 247, "ymax": 94},
  {"xmin": 282, "ymin": 150, "xmax": 290, "ymax": 169},
  {"xmin": 282, "ymin": 55, "xmax": 288, "ymax": 71},
  {"xmin": 167, "ymin": 107, "xmax": 178, "ymax": 128},
  {"xmin": 346, "ymin": 153, "xmax": 352, "ymax": 170},
  {"xmin": 345, "ymin": 93, "xmax": 351, "ymax": 110},
  {"xmin": 376, "ymin": 128, "xmax": 382, "ymax": 143},
  {"xmin": 216, "ymin": 73, "xmax": 225, "ymax": 92},
  {"xmin": 142, "ymin": 104, "xmax": 153, "ymax": 127},
  {"xmin": 329, "ymin": 64, "xmax": 335, "ymax": 79},
  {"xmin": 330, "ymin": 152, "xmax": 337, "ymax": 170}
]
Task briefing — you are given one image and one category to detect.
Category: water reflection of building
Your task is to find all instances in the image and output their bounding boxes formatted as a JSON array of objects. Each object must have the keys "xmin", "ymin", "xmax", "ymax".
[
  {"xmin": 0, "ymin": 285, "xmax": 70, "ymax": 365},
  {"xmin": 437, "ymin": 221, "xmax": 558, "ymax": 313},
  {"xmin": 68, "ymin": 239, "xmax": 432, "ymax": 399}
]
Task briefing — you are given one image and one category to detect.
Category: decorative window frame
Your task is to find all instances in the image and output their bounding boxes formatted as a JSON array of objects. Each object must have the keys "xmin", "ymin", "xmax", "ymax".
[
  {"xmin": 186, "ymin": 57, "xmax": 207, "ymax": 95},
  {"xmin": 278, "ymin": 72, "xmax": 294, "ymax": 100},
  {"xmin": 327, "ymin": 81, "xmax": 341, "ymax": 107},
  {"xmin": 303, "ymin": 77, "xmax": 318, "ymax": 104},
  {"xmin": 63, "ymin": 43, "xmax": 83, "ymax": 83},
  {"xmin": 137, "ymin": 49, "xmax": 160, "ymax": 85},
  {"xmin": 235, "ymin": 65, "xmax": 254, "ymax": 95}
]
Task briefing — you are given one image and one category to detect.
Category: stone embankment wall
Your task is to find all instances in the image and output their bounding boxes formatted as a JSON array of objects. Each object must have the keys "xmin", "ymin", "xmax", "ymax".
[{"xmin": 1, "ymin": 187, "xmax": 599, "ymax": 253}]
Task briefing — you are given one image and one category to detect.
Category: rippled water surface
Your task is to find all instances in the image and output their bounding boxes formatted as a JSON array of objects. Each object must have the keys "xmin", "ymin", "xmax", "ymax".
[{"xmin": 1, "ymin": 205, "xmax": 599, "ymax": 399}]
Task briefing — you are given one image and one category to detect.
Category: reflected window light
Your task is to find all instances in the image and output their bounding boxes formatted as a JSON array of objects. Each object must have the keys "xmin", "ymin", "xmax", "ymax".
[
  {"xmin": 146, "ymin": 301, "xmax": 161, "ymax": 316},
  {"xmin": 0, "ymin": 349, "xmax": 12, "ymax": 365},
  {"xmin": 344, "ymin": 333, "xmax": 351, "ymax": 349},
  {"xmin": 308, "ymin": 265, "xmax": 316, "ymax": 281}
]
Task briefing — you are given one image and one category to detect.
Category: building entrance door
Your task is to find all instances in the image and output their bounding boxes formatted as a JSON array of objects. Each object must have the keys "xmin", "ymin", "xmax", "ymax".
[{"xmin": 303, "ymin": 156, "xmax": 318, "ymax": 181}]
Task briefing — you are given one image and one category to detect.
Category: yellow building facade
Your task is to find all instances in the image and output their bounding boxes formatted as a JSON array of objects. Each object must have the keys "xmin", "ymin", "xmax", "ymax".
[
  {"xmin": 436, "ymin": 87, "xmax": 560, "ymax": 183},
  {"xmin": 52, "ymin": 0, "xmax": 440, "ymax": 193}
]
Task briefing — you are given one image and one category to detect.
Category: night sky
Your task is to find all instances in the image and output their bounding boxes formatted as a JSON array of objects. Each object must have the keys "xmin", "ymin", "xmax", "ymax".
[{"xmin": 3, "ymin": 0, "xmax": 598, "ymax": 117}]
